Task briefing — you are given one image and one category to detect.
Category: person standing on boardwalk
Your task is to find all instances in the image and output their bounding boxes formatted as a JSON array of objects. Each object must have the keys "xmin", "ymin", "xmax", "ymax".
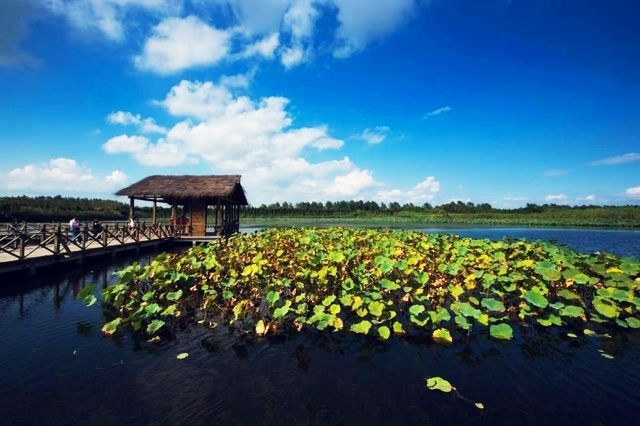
[{"xmin": 69, "ymin": 216, "xmax": 81, "ymax": 243}]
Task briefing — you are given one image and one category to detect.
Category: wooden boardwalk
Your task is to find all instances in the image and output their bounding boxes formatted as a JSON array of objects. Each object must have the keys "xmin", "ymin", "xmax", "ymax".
[{"xmin": 0, "ymin": 223, "xmax": 176, "ymax": 275}]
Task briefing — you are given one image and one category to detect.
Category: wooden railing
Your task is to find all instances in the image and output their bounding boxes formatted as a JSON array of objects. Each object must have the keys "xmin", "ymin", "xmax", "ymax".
[{"xmin": 0, "ymin": 222, "xmax": 176, "ymax": 261}]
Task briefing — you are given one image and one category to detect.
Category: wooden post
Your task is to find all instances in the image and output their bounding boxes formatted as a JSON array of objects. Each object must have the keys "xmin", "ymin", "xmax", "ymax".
[
  {"xmin": 216, "ymin": 199, "xmax": 222, "ymax": 236},
  {"xmin": 152, "ymin": 197, "xmax": 157, "ymax": 225},
  {"xmin": 103, "ymin": 224, "xmax": 109, "ymax": 246},
  {"xmin": 171, "ymin": 201, "xmax": 177, "ymax": 230},
  {"xmin": 129, "ymin": 197, "xmax": 135, "ymax": 219}
]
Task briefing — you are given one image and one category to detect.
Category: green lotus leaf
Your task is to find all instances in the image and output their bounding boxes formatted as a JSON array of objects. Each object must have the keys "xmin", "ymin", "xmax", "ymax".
[
  {"xmin": 83, "ymin": 294, "xmax": 97, "ymax": 307},
  {"xmin": 426, "ymin": 377, "xmax": 453, "ymax": 393},
  {"xmin": 455, "ymin": 315, "xmax": 470, "ymax": 330},
  {"xmin": 162, "ymin": 305, "xmax": 177, "ymax": 316},
  {"xmin": 176, "ymin": 353, "xmax": 188, "ymax": 359},
  {"xmin": 329, "ymin": 304, "xmax": 341, "ymax": 315},
  {"xmin": 410, "ymin": 315, "xmax": 429, "ymax": 327},
  {"xmin": 145, "ymin": 303, "xmax": 162, "ymax": 315},
  {"xmin": 558, "ymin": 289, "xmax": 581, "ymax": 301},
  {"xmin": 396, "ymin": 260, "xmax": 408, "ymax": 271},
  {"xmin": 223, "ymin": 290, "xmax": 234, "ymax": 300},
  {"xmin": 368, "ymin": 301, "xmax": 384, "ymax": 317},
  {"xmin": 415, "ymin": 271, "xmax": 430, "ymax": 285},
  {"xmin": 409, "ymin": 304, "xmax": 426, "ymax": 315},
  {"xmin": 451, "ymin": 302, "xmax": 481, "ymax": 319},
  {"xmin": 537, "ymin": 318, "xmax": 553, "ymax": 327},
  {"xmin": 524, "ymin": 291, "xmax": 548, "ymax": 308},
  {"xmin": 77, "ymin": 284, "xmax": 97, "ymax": 301},
  {"xmin": 481, "ymin": 298, "xmax": 505, "ymax": 312},
  {"xmin": 379, "ymin": 279, "xmax": 401, "ymax": 291},
  {"xmin": 357, "ymin": 308, "xmax": 368, "ymax": 317},
  {"xmin": 559, "ymin": 305, "xmax": 584, "ymax": 318},
  {"xmin": 567, "ymin": 333, "xmax": 577, "ymax": 338},
  {"xmin": 266, "ymin": 291, "xmax": 280, "ymax": 305},
  {"xmin": 477, "ymin": 313, "xmax": 489, "ymax": 326},
  {"xmin": 573, "ymin": 273, "xmax": 590, "ymax": 284},
  {"xmin": 593, "ymin": 298, "xmax": 618, "ymax": 318},
  {"xmin": 147, "ymin": 319, "xmax": 165, "ymax": 334},
  {"xmin": 612, "ymin": 289, "xmax": 632, "ymax": 303},
  {"xmin": 350, "ymin": 320, "xmax": 372, "ymax": 335},
  {"xmin": 489, "ymin": 323, "xmax": 513, "ymax": 340},
  {"xmin": 378, "ymin": 326, "xmax": 391, "ymax": 339},
  {"xmin": 429, "ymin": 307, "xmax": 451, "ymax": 324},
  {"xmin": 393, "ymin": 321, "xmax": 404, "ymax": 334},
  {"xmin": 625, "ymin": 317, "xmax": 640, "ymax": 328},
  {"xmin": 273, "ymin": 305, "xmax": 291, "ymax": 320},
  {"xmin": 583, "ymin": 329, "xmax": 597, "ymax": 336},
  {"xmin": 549, "ymin": 302, "xmax": 565, "ymax": 310},
  {"xmin": 601, "ymin": 353, "xmax": 614, "ymax": 359},
  {"xmin": 432, "ymin": 328, "xmax": 453, "ymax": 343},
  {"xmin": 616, "ymin": 319, "xmax": 628, "ymax": 328},
  {"xmin": 101, "ymin": 318, "xmax": 122, "ymax": 335},
  {"xmin": 340, "ymin": 294, "xmax": 353, "ymax": 306},
  {"xmin": 322, "ymin": 295, "xmax": 337, "ymax": 306}
]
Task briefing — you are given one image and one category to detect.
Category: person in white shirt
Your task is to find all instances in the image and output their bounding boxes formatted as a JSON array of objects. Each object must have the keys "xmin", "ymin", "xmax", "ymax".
[{"xmin": 69, "ymin": 217, "xmax": 81, "ymax": 242}]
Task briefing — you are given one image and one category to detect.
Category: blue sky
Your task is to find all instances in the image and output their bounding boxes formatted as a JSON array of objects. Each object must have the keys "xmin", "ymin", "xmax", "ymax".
[{"xmin": 1, "ymin": 0, "xmax": 639, "ymax": 207}]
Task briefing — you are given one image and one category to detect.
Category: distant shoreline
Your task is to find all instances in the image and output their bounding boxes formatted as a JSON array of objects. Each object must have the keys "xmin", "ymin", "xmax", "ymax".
[{"xmin": 241, "ymin": 216, "xmax": 640, "ymax": 230}]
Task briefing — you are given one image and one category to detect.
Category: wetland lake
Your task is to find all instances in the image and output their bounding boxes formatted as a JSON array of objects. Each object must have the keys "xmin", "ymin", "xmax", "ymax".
[{"xmin": 1, "ymin": 225, "xmax": 639, "ymax": 425}]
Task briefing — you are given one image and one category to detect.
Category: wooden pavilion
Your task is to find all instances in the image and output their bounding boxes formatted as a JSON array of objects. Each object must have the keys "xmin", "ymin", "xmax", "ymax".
[{"xmin": 116, "ymin": 175, "xmax": 248, "ymax": 237}]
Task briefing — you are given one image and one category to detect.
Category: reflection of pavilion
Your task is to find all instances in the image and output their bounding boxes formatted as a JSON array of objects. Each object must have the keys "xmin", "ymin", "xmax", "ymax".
[{"xmin": 116, "ymin": 175, "xmax": 248, "ymax": 237}]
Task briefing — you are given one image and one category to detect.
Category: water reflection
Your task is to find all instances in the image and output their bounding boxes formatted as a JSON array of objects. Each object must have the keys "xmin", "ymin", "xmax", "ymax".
[{"xmin": 1, "ymin": 245, "xmax": 640, "ymax": 425}]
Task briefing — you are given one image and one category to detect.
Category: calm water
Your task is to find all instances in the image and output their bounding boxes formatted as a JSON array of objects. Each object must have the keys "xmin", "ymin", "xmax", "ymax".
[{"xmin": 1, "ymin": 227, "xmax": 640, "ymax": 425}]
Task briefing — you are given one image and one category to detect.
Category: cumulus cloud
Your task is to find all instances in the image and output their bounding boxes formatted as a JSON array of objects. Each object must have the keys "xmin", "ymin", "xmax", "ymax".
[
  {"xmin": 41, "ymin": 0, "xmax": 181, "ymax": 41},
  {"xmin": 376, "ymin": 177, "xmax": 440, "ymax": 204},
  {"xmin": 356, "ymin": 126, "xmax": 389, "ymax": 144},
  {"xmin": 102, "ymin": 78, "xmax": 389, "ymax": 203},
  {"xmin": 590, "ymin": 153, "xmax": 640, "ymax": 166},
  {"xmin": 2, "ymin": 158, "xmax": 128, "ymax": 193},
  {"xmin": 106, "ymin": 111, "xmax": 167, "ymax": 134},
  {"xmin": 424, "ymin": 106, "xmax": 452, "ymax": 117},
  {"xmin": 504, "ymin": 196, "xmax": 528, "ymax": 201},
  {"xmin": 626, "ymin": 186, "xmax": 640, "ymax": 199},
  {"xmin": 133, "ymin": 16, "xmax": 233, "ymax": 74},
  {"xmin": 545, "ymin": 194, "xmax": 568, "ymax": 202}
]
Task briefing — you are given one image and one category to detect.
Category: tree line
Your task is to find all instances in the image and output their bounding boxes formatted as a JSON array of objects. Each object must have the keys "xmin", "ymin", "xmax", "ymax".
[{"xmin": 1, "ymin": 196, "xmax": 639, "ymax": 227}]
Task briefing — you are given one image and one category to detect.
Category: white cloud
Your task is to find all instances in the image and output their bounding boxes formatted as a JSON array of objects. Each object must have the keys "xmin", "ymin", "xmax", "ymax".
[
  {"xmin": 240, "ymin": 33, "xmax": 280, "ymax": 59},
  {"xmin": 545, "ymin": 194, "xmax": 568, "ymax": 202},
  {"xmin": 102, "ymin": 134, "xmax": 196, "ymax": 166},
  {"xmin": 133, "ymin": 16, "xmax": 233, "ymax": 74},
  {"xmin": 281, "ymin": 46, "xmax": 305, "ymax": 68},
  {"xmin": 102, "ymin": 79, "xmax": 387, "ymax": 204},
  {"xmin": 106, "ymin": 111, "xmax": 167, "ymax": 134},
  {"xmin": 2, "ymin": 158, "xmax": 128, "ymax": 193},
  {"xmin": 504, "ymin": 196, "xmax": 528, "ymax": 201},
  {"xmin": 590, "ymin": 153, "xmax": 640, "ymax": 166},
  {"xmin": 42, "ymin": 0, "xmax": 181, "ymax": 41},
  {"xmin": 424, "ymin": 106, "xmax": 452, "ymax": 117},
  {"xmin": 577, "ymin": 194, "xmax": 596, "ymax": 202},
  {"xmin": 332, "ymin": 0, "xmax": 418, "ymax": 57},
  {"xmin": 376, "ymin": 176, "xmax": 440, "ymax": 204},
  {"xmin": 626, "ymin": 186, "xmax": 640, "ymax": 199},
  {"xmin": 356, "ymin": 126, "xmax": 389, "ymax": 144},
  {"xmin": 542, "ymin": 169, "xmax": 569, "ymax": 177}
]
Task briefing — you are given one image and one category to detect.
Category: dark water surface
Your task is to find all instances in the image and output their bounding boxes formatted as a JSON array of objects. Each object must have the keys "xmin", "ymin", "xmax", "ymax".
[{"xmin": 1, "ymin": 227, "xmax": 640, "ymax": 425}]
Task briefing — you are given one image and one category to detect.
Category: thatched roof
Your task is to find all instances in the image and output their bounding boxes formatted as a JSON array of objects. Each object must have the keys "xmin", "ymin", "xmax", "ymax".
[{"xmin": 116, "ymin": 175, "xmax": 248, "ymax": 205}]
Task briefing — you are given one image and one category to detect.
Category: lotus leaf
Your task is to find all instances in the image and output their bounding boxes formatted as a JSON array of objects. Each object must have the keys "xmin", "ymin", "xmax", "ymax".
[
  {"xmin": 329, "ymin": 304, "xmax": 341, "ymax": 315},
  {"xmin": 162, "ymin": 305, "xmax": 177, "ymax": 315},
  {"xmin": 409, "ymin": 304, "xmax": 426, "ymax": 315},
  {"xmin": 601, "ymin": 353, "xmax": 614, "ymax": 359},
  {"xmin": 351, "ymin": 320, "xmax": 372, "ymax": 335},
  {"xmin": 102, "ymin": 318, "xmax": 121, "ymax": 335},
  {"xmin": 433, "ymin": 328, "xmax": 453, "ymax": 343},
  {"xmin": 393, "ymin": 321, "xmax": 404, "ymax": 334},
  {"xmin": 573, "ymin": 273, "xmax": 590, "ymax": 284},
  {"xmin": 266, "ymin": 291, "xmax": 280, "ymax": 305},
  {"xmin": 559, "ymin": 305, "xmax": 584, "ymax": 318},
  {"xmin": 558, "ymin": 289, "xmax": 581, "ymax": 301},
  {"xmin": 368, "ymin": 301, "xmax": 384, "ymax": 317},
  {"xmin": 489, "ymin": 323, "xmax": 513, "ymax": 340},
  {"xmin": 378, "ymin": 326, "xmax": 391, "ymax": 339},
  {"xmin": 549, "ymin": 302, "xmax": 565, "ymax": 310},
  {"xmin": 593, "ymin": 298, "xmax": 618, "ymax": 318},
  {"xmin": 147, "ymin": 319, "xmax": 165, "ymax": 334},
  {"xmin": 380, "ymin": 279, "xmax": 401, "ymax": 291},
  {"xmin": 176, "ymin": 353, "xmax": 188, "ymax": 359},
  {"xmin": 426, "ymin": 377, "xmax": 453, "ymax": 393},
  {"xmin": 567, "ymin": 333, "xmax": 577, "ymax": 338},
  {"xmin": 455, "ymin": 315, "xmax": 470, "ymax": 330},
  {"xmin": 524, "ymin": 291, "xmax": 548, "ymax": 308},
  {"xmin": 481, "ymin": 298, "xmax": 505, "ymax": 312},
  {"xmin": 626, "ymin": 317, "xmax": 640, "ymax": 328},
  {"xmin": 322, "ymin": 295, "xmax": 337, "ymax": 306},
  {"xmin": 415, "ymin": 271, "xmax": 429, "ymax": 285}
]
